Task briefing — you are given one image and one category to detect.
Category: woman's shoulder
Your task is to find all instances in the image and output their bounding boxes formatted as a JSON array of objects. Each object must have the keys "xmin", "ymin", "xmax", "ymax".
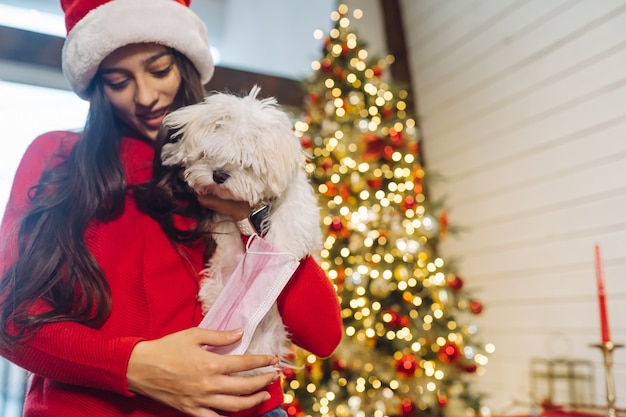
[
  {"xmin": 20, "ymin": 130, "xmax": 81, "ymax": 169},
  {"xmin": 27, "ymin": 130, "xmax": 81, "ymax": 155}
]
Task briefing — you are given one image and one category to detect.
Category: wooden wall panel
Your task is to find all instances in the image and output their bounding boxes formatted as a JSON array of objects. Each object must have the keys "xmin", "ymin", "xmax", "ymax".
[{"xmin": 401, "ymin": 0, "xmax": 626, "ymax": 413}]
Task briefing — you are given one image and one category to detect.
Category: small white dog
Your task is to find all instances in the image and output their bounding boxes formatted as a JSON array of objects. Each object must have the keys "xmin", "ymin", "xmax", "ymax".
[{"xmin": 160, "ymin": 86, "xmax": 322, "ymax": 366}]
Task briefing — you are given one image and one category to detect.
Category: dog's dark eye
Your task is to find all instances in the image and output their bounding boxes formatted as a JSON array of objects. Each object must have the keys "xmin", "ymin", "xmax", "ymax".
[{"xmin": 213, "ymin": 170, "xmax": 230, "ymax": 184}]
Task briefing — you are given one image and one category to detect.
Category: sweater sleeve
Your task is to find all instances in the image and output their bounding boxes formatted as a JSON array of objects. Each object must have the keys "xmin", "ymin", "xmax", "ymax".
[
  {"xmin": 0, "ymin": 132, "xmax": 142, "ymax": 396},
  {"xmin": 276, "ymin": 256, "xmax": 342, "ymax": 358},
  {"xmin": 2, "ymin": 319, "xmax": 142, "ymax": 396}
]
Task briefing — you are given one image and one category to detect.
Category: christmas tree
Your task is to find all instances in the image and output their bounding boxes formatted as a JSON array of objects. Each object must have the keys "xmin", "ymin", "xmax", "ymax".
[{"xmin": 283, "ymin": 4, "xmax": 493, "ymax": 417}]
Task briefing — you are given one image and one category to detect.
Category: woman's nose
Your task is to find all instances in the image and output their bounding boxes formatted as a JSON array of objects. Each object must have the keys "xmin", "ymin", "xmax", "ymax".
[{"xmin": 135, "ymin": 78, "xmax": 158, "ymax": 107}]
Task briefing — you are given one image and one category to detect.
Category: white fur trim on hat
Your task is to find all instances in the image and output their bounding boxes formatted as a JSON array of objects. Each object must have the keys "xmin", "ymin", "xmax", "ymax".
[{"xmin": 62, "ymin": 0, "xmax": 214, "ymax": 99}]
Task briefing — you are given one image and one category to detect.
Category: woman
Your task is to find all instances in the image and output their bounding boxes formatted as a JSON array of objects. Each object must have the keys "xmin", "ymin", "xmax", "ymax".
[{"xmin": 0, "ymin": 1, "xmax": 342, "ymax": 416}]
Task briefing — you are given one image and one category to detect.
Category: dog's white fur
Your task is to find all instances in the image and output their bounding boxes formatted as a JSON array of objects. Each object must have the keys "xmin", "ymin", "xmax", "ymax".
[{"xmin": 161, "ymin": 86, "xmax": 322, "ymax": 368}]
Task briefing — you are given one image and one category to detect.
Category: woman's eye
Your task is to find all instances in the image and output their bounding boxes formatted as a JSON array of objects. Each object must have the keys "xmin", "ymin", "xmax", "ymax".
[
  {"xmin": 104, "ymin": 79, "xmax": 129, "ymax": 90},
  {"xmin": 152, "ymin": 65, "xmax": 173, "ymax": 78}
]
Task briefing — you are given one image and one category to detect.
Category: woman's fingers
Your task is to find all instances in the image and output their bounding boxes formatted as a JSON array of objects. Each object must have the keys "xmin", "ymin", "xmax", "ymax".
[
  {"xmin": 126, "ymin": 328, "xmax": 279, "ymax": 416},
  {"xmin": 196, "ymin": 194, "xmax": 250, "ymax": 220},
  {"xmin": 199, "ymin": 389, "xmax": 273, "ymax": 414}
]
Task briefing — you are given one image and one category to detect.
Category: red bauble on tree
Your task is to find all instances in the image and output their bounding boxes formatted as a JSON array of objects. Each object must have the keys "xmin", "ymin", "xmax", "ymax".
[
  {"xmin": 334, "ymin": 265, "xmax": 346, "ymax": 287},
  {"xmin": 321, "ymin": 58, "xmax": 332, "ymax": 72},
  {"xmin": 402, "ymin": 195, "xmax": 416, "ymax": 211},
  {"xmin": 329, "ymin": 216, "xmax": 344, "ymax": 233},
  {"xmin": 363, "ymin": 133, "xmax": 385, "ymax": 161},
  {"xmin": 389, "ymin": 127, "xmax": 404, "ymax": 147},
  {"xmin": 320, "ymin": 157, "xmax": 334, "ymax": 171},
  {"xmin": 332, "ymin": 357, "xmax": 347, "ymax": 372},
  {"xmin": 366, "ymin": 177, "xmax": 383, "ymax": 190},
  {"xmin": 283, "ymin": 399, "xmax": 303, "ymax": 417},
  {"xmin": 395, "ymin": 353, "xmax": 418, "ymax": 377},
  {"xmin": 438, "ymin": 341, "xmax": 462, "ymax": 363},
  {"xmin": 459, "ymin": 362, "xmax": 478, "ymax": 373},
  {"xmin": 446, "ymin": 275, "xmax": 464, "ymax": 291},
  {"xmin": 470, "ymin": 300, "xmax": 483, "ymax": 314},
  {"xmin": 400, "ymin": 398, "xmax": 416, "ymax": 416},
  {"xmin": 439, "ymin": 210, "xmax": 449, "ymax": 239},
  {"xmin": 300, "ymin": 136, "xmax": 313, "ymax": 150},
  {"xmin": 383, "ymin": 145, "xmax": 394, "ymax": 159},
  {"xmin": 339, "ymin": 183, "xmax": 351, "ymax": 200},
  {"xmin": 282, "ymin": 367, "xmax": 296, "ymax": 381},
  {"xmin": 324, "ymin": 181, "xmax": 336, "ymax": 197}
]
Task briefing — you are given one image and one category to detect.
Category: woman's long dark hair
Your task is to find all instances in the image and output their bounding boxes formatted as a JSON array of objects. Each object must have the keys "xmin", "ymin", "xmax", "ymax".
[{"xmin": 0, "ymin": 49, "xmax": 207, "ymax": 346}]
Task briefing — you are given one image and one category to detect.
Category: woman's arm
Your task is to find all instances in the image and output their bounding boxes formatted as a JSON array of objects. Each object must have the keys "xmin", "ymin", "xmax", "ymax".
[
  {"xmin": 127, "ymin": 327, "xmax": 279, "ymax": 416},
  {"xmin": 1, "ymin": 312, "xmax": 279, "ymax": 416},
  {"xmin": 195, "ymin": 195, "xmax": 343, "ymax": 357},
  {"xmin": 277, "ymin": 256, "xmax": 342, "ymax": 357}
]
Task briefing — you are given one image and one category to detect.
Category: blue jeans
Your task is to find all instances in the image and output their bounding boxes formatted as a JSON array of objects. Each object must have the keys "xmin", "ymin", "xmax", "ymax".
[{"xmin": 261, "ymin": 407, "xmax": 287, "ymax": 417}]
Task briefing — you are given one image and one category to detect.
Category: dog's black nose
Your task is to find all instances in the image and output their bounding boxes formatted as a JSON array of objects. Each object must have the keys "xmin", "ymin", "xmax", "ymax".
[{"xmin": 213, "ymin": 170, "xmax": 230, "ymax": 184}]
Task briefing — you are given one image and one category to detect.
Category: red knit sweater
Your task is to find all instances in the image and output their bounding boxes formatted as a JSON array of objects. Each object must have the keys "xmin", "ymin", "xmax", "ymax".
[{"xmin": 0, "ymin": 131, "xmax": 342, "ymax": 417}]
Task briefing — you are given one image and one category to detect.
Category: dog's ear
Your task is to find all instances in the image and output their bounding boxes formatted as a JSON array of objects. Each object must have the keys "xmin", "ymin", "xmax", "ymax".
[
  {"xmin": 160, "ymin": 96, "xmax": 230, "ymax": 167},
  {"xmin": 245, "ymin": 96, "xmax": 304, "ymax": 195},
  {"xmin": 263, "ymin": 128, "xmax": 303, "ymax": 195},
  {"xmin": 161, "ymin": 140, "xmax": 186, "ymax": 166}
]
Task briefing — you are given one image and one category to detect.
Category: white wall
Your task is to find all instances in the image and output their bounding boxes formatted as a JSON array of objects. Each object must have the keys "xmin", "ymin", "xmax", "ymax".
[{"xmin": 401, "ymin": 0, "xmax": 626, "ymax": 413}]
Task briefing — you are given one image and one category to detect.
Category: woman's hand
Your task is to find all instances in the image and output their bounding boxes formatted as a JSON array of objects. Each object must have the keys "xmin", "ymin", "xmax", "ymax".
[
  {"xmin": 196, "ymin": 194, "xmax": 250, "ymax": 221},
  {"xmin": 127, "ymin": 327, "xmax": 279, "ymax": 417}
]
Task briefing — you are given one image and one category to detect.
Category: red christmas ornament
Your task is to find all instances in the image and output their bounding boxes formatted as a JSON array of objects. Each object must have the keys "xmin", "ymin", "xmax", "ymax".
[
  {"xmin": 308, "ymin": 92, "xmax": 319, "ymax": 104},
  {"xmin": 366, "ymin": 177, "xmax": 383, "ymax": 190},
  {"xmin": 470, "ymin": 300, "xmax": 483, "ymax": 314},
  {"xmin": 340, "ymin": 42, "xmax": 349, "ymax": 54},
  {"xmin": 389, "ymin": 127, "xmax": 404, "ymax": 146},
  {"xmin": 383, "ymin": 146, "xmax": 393, "ymax": 159},
  {"xmin": 446, "ymin": 275, "xmax": 464, "ymax": 291},
  {"xmin": 300, "ymin": 136, "xmax": 313, "ymax": 150},
  {"xmin": 324, "ymin": 181, "xmax": 336, "ymax": 197},
  {"xmin": 372, "ymin": 65, "xmax": 383, "ymax": 77},
  {"xmin": 381, "ymin": 107, "xmax": 394, "ymax": 119},
  {"xmin": 438, "ymin": 394, "xmax": 448, "ymax": 407},
  {"xmin": 459, "ymin": 362, "xmax": 478, "ymax": 373},
  {"xmin": 400, "ymin": 398, "xmax": 416, "ymax": 416},
  {"xmin": 321, "ymin": 157, "xmax": 333, "ymax": 171},
  {"xmin": 284, "ymin": 400, "xmax": 303, "ymax": 417},
  {"xmin": 395, "ymin": 353, "xmax": 418, "ymax": 377},
  {"xmin": 321, "ymin": 58, "xmax": 332, "ymax": 72},
  {"xmin": 363, "ymin": 133, "xmax": 386, "ymax": 161},
  {"xmin": 282, "ymin": 367, "xmax": 296, "ymax": 381},
  {"xmin": 329, "ymin": 216, "xmax": 344, "ymax": 233},
  {"xmin": 339, "ymin": 183, "xmax": 350, "ymax": 200},
  {"xmin": 438, "ymin": 342, "xmax": 461, "ymax": 363},
  {"xmin": 439, "ymin": 210, "xmax": 449, "ymax": 239},
  {"xmin": 332, "ymin": 357, "xmax": 347, "ymax": 371},
  {"xmin": 334, "ymin": 265, "xmax": 346, "ymax": 287},
  {"xmin": 402, "ymin": 195, "xmax": 416, "ymax": 211}
]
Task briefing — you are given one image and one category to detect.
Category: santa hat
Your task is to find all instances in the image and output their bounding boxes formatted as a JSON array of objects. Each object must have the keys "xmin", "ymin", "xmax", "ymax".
[{"xmin": 61, "ymin": 0, "xmax": 214, "ymax": 99}]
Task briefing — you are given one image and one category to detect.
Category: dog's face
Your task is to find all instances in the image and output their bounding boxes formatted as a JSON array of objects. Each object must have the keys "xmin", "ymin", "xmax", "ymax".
[{"xmin": 161, "ymin": 86, "xmax": 303, "ymax": 205}]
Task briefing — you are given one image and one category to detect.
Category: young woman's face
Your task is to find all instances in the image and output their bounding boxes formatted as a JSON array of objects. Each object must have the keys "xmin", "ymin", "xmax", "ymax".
[{"xmin": 99, "ymin": 43, "xmax": 182, "ymax": 141}]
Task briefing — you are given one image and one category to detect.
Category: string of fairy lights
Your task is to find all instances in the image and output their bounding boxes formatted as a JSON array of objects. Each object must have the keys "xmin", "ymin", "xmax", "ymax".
[{"xmin": 288, "ymin": 4, "xmax": 493, "ymax": 417}]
